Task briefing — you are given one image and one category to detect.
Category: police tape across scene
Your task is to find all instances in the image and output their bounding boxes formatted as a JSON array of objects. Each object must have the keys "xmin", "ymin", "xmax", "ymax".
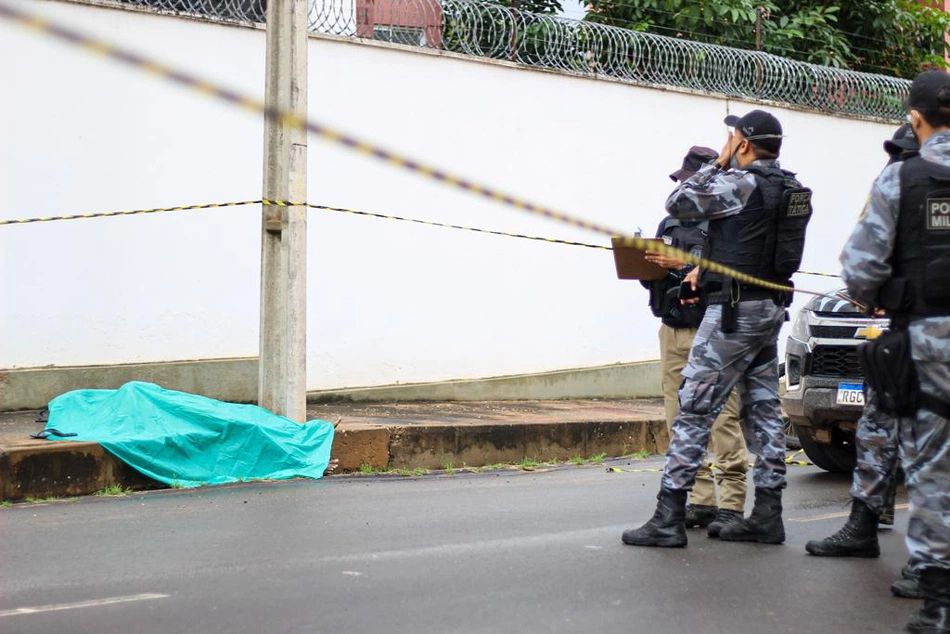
[{"xmin": 0, "ymin": 1, "xmax": 857, "ymax": 310}]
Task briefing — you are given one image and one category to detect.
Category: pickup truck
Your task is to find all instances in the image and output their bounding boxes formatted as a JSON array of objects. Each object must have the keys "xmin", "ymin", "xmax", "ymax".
[{"xmin": 781, "ymin": 291, "xmax": 888, "ymax": 472}]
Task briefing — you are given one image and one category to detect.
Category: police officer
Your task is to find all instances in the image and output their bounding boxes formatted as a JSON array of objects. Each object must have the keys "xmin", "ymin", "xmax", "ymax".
[
  {"xmin": 805, "ymin": 123, "xmax": 923, "ymax": 603},
  {"xmin": 642, "ymin": 146, "xmax": 748, "ymax": 535},
  {"xmin": 622, "ymin": 109, "xmax": 810, "ymax": 548},
  {"xmin": 837, "ymin": 70, "xmax": 950, "ymax": 634}
]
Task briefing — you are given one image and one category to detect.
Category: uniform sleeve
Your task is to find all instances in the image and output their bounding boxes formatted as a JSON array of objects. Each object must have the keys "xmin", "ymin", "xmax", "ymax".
[
  {"xmin": 664, "ymin": 164, "xmax": 758, "ymax": 221},
  {"xmin": 839, "ymin": 164, "xmax": 901, "ymax": 306}
]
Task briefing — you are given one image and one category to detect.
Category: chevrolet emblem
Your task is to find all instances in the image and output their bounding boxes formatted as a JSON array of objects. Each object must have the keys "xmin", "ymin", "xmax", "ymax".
[{"xmin": 854, "ymin": 326, "xmax": 885, "ymax": 340}]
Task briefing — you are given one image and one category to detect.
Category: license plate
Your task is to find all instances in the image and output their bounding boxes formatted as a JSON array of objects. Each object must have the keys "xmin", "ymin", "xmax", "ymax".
[{"xmin": 836, "ymin": 382, "xmax": 865, "ymax": 406}]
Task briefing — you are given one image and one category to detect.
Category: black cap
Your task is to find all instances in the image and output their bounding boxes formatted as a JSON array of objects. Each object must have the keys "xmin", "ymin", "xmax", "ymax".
[
  {"xmin": 669, "ymin": 145, "xmax": 718, "ymax": 181},
  {"xmin": 723, "ymin": 109, "xmax": 783, "ymax": 154},
  {"xmin": 883, "ymin": 123, "xmax": 919, "ymax": 157},
  {"xmin": 907, "ymin": 70, "xmax": 950, "ymax": 110}
]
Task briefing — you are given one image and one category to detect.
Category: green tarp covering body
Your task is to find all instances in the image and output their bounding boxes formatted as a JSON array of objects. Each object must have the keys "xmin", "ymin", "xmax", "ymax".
[{"xmin": 44, "ymin": 381, "xmax": 334, "ymax": 488}]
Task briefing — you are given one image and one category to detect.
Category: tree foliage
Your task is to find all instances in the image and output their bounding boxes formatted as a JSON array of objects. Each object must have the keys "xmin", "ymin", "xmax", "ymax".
[
  {"xmin": 494, "ymin": 0, "xmax": 563, "ymax": 15},
  {"xmin": 582, "ymin": 0, "xmax": 950, "ymax": 78}
]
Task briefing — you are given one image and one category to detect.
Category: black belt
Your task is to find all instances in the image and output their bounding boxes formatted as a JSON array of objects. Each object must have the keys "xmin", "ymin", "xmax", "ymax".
[{"xmin": 705, "ymin": 284, "xmax": 786, "ymax": 305}]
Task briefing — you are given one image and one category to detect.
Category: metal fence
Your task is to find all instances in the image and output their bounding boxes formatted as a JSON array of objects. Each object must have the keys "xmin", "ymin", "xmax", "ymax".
[{"xmin": 115, "ymin": 0, "xmax": 910, "ymax": 120}]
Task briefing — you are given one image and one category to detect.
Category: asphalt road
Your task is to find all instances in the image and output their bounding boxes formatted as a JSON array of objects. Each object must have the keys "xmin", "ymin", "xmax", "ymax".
[{"xmin": 0, "ymin": 457, "xmax": 916, "ymax": 633}]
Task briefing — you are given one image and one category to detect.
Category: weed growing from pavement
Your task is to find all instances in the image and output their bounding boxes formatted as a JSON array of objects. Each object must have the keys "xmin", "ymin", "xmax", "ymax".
[
  {"xmin": 21, "ymin": 496, "xmax": 79, "ymax": 504},
  {"xmin": 516, "ymin": 457, "xmax": 542, "ymax": 470},
  {"xmin": 442, "ymin": 460, "xmax": 456, "ymax": 475},
  {"xmin": 95, "ymin": 485, "xmax": 132, "ymax": 497}
]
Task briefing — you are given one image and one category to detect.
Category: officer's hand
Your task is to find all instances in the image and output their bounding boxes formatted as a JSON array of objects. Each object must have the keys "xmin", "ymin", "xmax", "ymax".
[
  {"xmin": 644, "ymin": 250, "xmax": 686, "ymax": 270},
  {"xmin": 717, "ymin": 131, "xmax": 735, "ymax": 169},
  {"xmin": 681, "ymin": 267, "xmax": 701, "ymax": 305}
]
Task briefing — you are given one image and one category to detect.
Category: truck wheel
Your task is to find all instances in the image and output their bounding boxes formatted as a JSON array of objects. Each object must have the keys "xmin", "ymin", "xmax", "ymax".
[
  {"xmin": 799, "ymin": 432, "xmax": 854, "ymax": 473},
  {"xmin": 823, "ymin": 437, "xmax": 857, "ymax": 472}
]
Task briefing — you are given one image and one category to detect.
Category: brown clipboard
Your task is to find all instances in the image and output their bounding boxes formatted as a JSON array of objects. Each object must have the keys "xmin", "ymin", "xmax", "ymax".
[{"xmin": 611, "ymin": 237, "xmax": 668, "ymax": 281}]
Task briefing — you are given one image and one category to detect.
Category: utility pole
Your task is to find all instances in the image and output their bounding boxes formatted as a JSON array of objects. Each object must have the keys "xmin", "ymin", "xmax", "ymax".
[
  {"xmin": 260, "ymin": 0, "xmax": 308, "ymax": 422},
  {"xmin": 754, "ymin": 6, "xmax": 764, "ymax": 93},
  {"xmin": 754, "ymin": 6, "xmax": 763, "ymax": 52}
]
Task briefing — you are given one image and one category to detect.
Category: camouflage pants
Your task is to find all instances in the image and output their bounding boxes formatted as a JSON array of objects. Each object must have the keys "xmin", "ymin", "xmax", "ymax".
[
  {"xmin": 660, "ymin": 323, "xmax": 747, "ymax": 511},
  {"xmin": 849, "ymin": 391, "xmax": 902, "ymax": 514},
  {"xmin": 662, "ymin": 300, "xmax": 787, "ymax": 493},
  {"xmin": 900, "ymin": 319, "xmax": 950, "ymax": 572}
]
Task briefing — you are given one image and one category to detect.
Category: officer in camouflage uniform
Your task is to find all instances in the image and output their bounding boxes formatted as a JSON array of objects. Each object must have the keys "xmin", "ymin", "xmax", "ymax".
[
  {"xmin": 806, "ymin": 123, "xmax": 924, "ymax": 602},
  {"xmin": 835, "ymin": 71, "xmax": 950, "ymax": 634},
  {"xmin": 623, "ymin": 109, "xmax": 808, "ymax": 548},
  {"xmin": 643, "ymin": 146, "xmax": 748, "ymax": 536}
]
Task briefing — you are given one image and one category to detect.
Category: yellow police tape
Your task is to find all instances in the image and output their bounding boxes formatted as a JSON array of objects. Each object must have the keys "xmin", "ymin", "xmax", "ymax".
[
  {"xmin": 1, "ymin": 198, "xmax": 843, "ymax": 281},
  {"xmin": 0, "ymin": 3, "xmax": 845, "ymax": 297},
  {"xmin": 1, "ymin": 198, "xmax": 843, "ymax": 283},
  {"xmin": 605, "ymin": 450, "xmax": 813, "ymax": 474},
  {"xmin": 0, "ymin": 200, "xmax": 262, "ymax": 226}
]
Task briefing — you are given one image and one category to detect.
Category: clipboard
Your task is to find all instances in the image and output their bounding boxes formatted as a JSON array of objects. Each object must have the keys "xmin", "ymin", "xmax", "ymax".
[{"xmin": 611, "ymin": 237, "xmax": 668, "ymax": 281}]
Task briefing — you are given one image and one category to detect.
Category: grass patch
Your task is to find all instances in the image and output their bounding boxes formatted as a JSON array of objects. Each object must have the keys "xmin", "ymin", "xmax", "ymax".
[
  {"xmin": 569, "ymin": 455, "xmax": 586, "ymax": 465},
  {"xmin": 627, "ymin": 450, "xmax": 651, "ymax": 460},
  {"xmin": 0, "ymin": 500, "xmax": 11, "ymax": 507},
  {"xmin": 587, "ymin": 453, "xmax": 607, "ymax": 464},
  {"xmin": 441, "ymin": 460, "xmax": 455, "ymax": 475},
  {"xmin": 516, "ymin": 457, "xmax": 543, "ymax": 471},
  {"xmin": 95, "ymin": 485, "xmax": 132, "ymax": 497}
]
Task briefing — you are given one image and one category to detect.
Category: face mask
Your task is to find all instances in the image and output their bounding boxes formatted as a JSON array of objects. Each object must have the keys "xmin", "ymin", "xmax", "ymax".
[{"xmin": 727, "ymin": 139, "xmax": 743, "ymax": 169}]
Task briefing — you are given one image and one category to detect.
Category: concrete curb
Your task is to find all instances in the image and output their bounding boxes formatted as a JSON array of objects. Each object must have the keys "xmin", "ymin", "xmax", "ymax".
[{"xmin": 0, "ymin": 402, "xmax": 668, "ymax": 502}]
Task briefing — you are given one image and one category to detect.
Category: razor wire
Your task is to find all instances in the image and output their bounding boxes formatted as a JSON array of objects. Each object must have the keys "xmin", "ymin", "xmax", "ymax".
[{"xmin": 110, "ymin": 0, "xmax": 910, "ymax": 120}]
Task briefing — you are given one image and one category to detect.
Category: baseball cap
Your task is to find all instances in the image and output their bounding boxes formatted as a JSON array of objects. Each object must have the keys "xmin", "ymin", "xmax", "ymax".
[
  {"xmin": 669, "ymin": 145, "xmax": 718, "ymax": 181},
  {"xmin": 883, "ymin": 123, "xmax": 919, "ymax": 157},
  {"xmin": 723, "ymin": 109, "xmax": 783, "ymax": 154},
  {"xmin": 907, "ymin": 70, "xmax": 950, "ymax": 110}
]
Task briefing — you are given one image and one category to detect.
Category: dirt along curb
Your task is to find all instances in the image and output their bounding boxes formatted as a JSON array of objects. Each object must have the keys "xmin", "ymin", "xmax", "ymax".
[{"xmin": 0, "ymin": 399, "xmax": 668, "ymax": 502}]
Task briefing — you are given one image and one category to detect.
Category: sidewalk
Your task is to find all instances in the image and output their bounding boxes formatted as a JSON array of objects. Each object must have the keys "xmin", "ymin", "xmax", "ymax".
[{"xmin": 0, "ymin": 399, "xmax": 667, "ymax": 502}]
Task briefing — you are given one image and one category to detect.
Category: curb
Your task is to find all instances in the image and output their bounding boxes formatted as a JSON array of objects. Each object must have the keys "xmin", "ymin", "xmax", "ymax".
[{"xmin": 0, "ymin": 417, "xmax": 669, "ymax": 502}]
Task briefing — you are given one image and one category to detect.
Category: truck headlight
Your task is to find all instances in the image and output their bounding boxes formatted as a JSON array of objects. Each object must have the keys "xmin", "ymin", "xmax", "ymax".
[{"xmin": 789, "ymin": 309, "xmax": 810, "ymax": 342}]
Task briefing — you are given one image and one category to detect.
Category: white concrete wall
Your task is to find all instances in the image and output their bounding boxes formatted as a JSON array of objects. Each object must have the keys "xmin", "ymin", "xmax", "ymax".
[{"xmin": 0, "ymin": 0, "xmax": 895, "ymax": 390}]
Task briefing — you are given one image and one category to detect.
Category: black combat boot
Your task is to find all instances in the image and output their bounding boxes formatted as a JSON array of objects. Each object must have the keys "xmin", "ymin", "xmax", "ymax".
[
  {"xmin": 804, "ymin": 498, "xmax": 879, "ymax": 557},
  {"xmin": 621, "ymin": 488, "xmax": 688, "ymax": 548},
  {"xmin": 719, "ymin": 487, "xmax": 785, "ymax": 545},
  {"xmin": 893, "ymin": 564, "xmax": 923, "ymax": 599},
  {"xmin": 684, "ymin": 504, "xmax": 718, "ymax": 528},
  {"xmin": 906, "ymin": 567, "xmax": 950, "ymax": 634},
  {"xmin": 707, "ymin": 508, "xmax": 744, "ymax": 538}
]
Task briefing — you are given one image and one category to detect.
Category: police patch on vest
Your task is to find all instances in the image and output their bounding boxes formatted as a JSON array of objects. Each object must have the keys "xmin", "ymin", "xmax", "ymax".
[
  {"xmin": 786, "ymin": 191, "xmax": 812, "ymax": 217},
  {"xmin": 927, "ymin": 198, "xmax": 950, "ymax": 230}
]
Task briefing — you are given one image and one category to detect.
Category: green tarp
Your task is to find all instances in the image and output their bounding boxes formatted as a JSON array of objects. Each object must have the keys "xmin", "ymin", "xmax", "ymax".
[{"xmin": 43, "ymin": 381, "xmax": 334, "ymax": 488}]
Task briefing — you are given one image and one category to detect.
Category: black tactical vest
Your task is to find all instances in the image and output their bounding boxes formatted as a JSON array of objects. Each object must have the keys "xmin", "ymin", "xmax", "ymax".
[
  {"xmin": 648, "ymin": 219, "xmax": 708, "ymax": 329},
  {"xmin": 893, "ymin": 156, "xmax": 950, "ymax": 317},
  {"xmin": 701, "ymin": 165, "xmax": 811, "ymax": 302}
]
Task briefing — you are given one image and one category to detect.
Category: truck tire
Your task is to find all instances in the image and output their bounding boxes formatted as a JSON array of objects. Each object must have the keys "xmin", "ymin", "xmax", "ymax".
[{"xmin": 799, "ymin": 431, "xmax": 855, "ymax": 473}]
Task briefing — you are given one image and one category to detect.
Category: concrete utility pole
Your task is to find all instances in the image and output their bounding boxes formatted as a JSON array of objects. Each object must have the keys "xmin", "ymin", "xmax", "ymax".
[{"xmin": 260, "ymin": 0, "xmax": 308, "ymax": 422}]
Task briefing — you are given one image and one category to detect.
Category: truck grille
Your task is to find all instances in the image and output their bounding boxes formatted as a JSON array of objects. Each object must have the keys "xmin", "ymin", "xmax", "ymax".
[
  {"xmin": 811, "ymin": 325, "xmax": 860, "ymax": 338},
  {"xmin": 811, "ymin": 346, "xmax": 863, "ymax": 377}
]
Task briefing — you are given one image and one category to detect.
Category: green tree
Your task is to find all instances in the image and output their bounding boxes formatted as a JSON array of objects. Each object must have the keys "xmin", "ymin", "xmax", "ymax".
[
  {"xmin": 493, "ymin": 0, "xmax": 563, "ymax": 15},
  {"xmin": 582, "ymin": 0, "xmax": 950, "ymax": 78}
]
